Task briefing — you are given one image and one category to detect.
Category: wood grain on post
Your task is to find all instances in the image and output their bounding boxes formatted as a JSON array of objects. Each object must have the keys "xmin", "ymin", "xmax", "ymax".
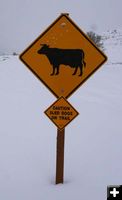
[{"xmin": 56, "ymin": 128, "xmax": 65, "ymax": 184}]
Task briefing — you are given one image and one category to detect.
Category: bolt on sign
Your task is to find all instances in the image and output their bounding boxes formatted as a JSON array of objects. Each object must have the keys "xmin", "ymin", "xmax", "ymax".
[
  {"xmin": 19, "ymin": 13, "xmax": 107, "ymax": 99},
  {"xmin": 45, "ymin": 96, "xmax": 79, "ymax": 130}
]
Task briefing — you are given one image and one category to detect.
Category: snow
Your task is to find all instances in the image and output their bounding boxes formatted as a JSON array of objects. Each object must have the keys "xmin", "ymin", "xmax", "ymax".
[
  {"xmin": 103, "ymin": 29, "xmax": 122, "ymax": 65},
  {"xmin": 0, "ymin": 30, "xmax": 122, "ymax": 200}
]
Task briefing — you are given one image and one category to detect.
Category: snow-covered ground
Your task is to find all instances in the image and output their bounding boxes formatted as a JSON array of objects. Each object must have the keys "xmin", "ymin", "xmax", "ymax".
[
  {"xmin": 103, "ymin": 29, "xmax": 122, "ymax": 65},
  {"xmin": 0, "ymin": 29, "xmax": 122, "ymax": 200}
]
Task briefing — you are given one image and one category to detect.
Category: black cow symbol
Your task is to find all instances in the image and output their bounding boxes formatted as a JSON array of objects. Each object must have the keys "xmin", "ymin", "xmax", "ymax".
[{"xmin": 37, "ymin": 44, "xmax": 86, "ymax": 76}]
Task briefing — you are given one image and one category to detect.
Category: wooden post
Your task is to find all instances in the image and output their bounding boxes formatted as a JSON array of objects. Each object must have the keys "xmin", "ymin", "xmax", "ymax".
[{"xmin": 56, "ymin": 128, "xmax": 65, "ymax": 184}]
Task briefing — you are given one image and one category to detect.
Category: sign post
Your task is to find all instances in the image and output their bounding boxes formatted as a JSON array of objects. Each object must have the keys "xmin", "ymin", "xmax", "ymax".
[
  {"xmin": 56, "ymin": 128, "xmax": 65, "ymax": 184},
  {"xmin": 19, "ymin": 13, "xmax": 107, "ymax": 184}
]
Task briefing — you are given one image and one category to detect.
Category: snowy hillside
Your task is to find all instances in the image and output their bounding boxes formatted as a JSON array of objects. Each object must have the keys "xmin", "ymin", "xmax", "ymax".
[
  {"xmin": 0, "ymin": 30, "xmax": 122, "ymax": 200},
  {"xmin": 103, "ymin": 29, "xmax": 122, "ymax": 65}
]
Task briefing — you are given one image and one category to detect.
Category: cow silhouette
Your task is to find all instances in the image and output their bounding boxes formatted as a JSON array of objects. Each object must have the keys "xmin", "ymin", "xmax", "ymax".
[{"xmin": 37, "ymin": 44, "xmax": 86, "ymax": 76}]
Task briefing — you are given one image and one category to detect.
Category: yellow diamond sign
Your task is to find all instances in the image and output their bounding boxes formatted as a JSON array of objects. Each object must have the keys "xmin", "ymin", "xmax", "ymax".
[
  {"xmin": 45, "ymin": 96, "xmax": 79, "ymax": 130},
  {"xmin": 20, "ymin": 14, "xmax": 107, "ymax": 98}
]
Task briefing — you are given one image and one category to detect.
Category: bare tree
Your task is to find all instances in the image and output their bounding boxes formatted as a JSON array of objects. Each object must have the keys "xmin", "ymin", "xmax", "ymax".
[{"xmin": 87, "ymin": 31, "xmax": 104, "ymax": 50}]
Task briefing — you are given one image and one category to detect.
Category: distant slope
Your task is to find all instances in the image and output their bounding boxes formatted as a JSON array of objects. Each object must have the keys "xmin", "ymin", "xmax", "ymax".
[{"xmin": 102, "ymin": 29, "xmax": 122, "ymax": 65}]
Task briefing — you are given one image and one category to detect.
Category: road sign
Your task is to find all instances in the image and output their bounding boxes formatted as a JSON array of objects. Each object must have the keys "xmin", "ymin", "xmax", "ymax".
[
  {"xmin": 19, "ymin": 13, "xmax": 107, "ymax": 99},
  {"xmin": 19, "ymin": 13, "xmax": 108, "ymax": 184},
  {"xmin": 45, "ymin": 96, "xmax": 79, "ymax": 130}
]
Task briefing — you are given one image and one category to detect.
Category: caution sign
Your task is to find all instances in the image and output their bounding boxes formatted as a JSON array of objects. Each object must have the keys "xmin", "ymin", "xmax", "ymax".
[
  {"xmin": 45, "ymin": 96, "xmax": 79, "ymax": 130},
  {"xmin": 19, "ymin": 13, "xmax": 107, "ymax": 99}
]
